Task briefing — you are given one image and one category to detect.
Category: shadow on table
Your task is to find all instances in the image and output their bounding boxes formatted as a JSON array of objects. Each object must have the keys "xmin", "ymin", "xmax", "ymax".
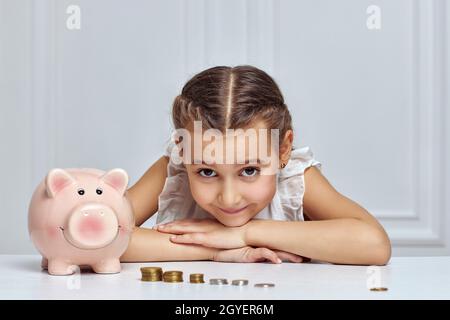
[{"xmin": 11, "ymin": 257, "xmax": 99, "ymax": 275}]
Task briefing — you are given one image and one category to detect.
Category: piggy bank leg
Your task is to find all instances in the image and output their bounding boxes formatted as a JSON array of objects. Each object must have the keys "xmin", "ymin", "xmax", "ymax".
[
  {"xmin": 91, "ymin": 258, "xmax": 121, "ymax": 274},
  {"xmin": 41, "ymin": 257, "xmax": 48, "ymax": 270},
  {"xmin": 47, "ymin": 259, "xmax": 78, "ymax": 276}
]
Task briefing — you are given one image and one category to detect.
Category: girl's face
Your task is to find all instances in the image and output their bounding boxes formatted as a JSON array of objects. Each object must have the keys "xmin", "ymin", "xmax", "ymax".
[{"xmin": 182, "ymin": 121, "xmax": 286, "ymax": 227}]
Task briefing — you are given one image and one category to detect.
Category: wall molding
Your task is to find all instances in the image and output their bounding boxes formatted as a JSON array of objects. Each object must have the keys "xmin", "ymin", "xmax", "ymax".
[
  {"xmin": 180, "ymin": 0, "xmax": 448, "ymax": 252},
  {"xmin": 380, "ymin": 0, "xmax": 448, "ymax": 249},
  {"xmin": 31, "ymin": 0, "xmax": 449, "ymax": 255},
  {"xmin": 31, "ymin": 0, "xmax": 57, "ymax": 186}
]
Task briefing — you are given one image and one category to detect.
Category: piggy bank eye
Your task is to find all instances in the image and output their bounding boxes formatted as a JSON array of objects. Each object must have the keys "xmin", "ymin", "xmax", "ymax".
[
  {"xmin": 96, "ymin": 188, "xmax": 103, "ymax": 195},
  {"xmin": 77, "ymin": 188, "xmax": 85, "ymax": 196}
]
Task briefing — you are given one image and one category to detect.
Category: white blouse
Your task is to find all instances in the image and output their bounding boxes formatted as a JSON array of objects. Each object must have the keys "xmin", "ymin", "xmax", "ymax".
[{"xmin": 156, "ymin": 139, "xmax": 322, "ymax": 225}]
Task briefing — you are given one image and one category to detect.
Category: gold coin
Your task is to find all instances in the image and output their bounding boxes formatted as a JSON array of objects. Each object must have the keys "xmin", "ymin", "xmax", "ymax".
[
  {"xmin": 370, "ymin": 287, "xmax": 388, "ymax": 292},
  {"xmin": 140, "ymin": 266, "xmax": 163, "ymax": 281},
  {"xmin": 163, "ymin": 270, "xmax": 183, "ymax": 276},
  {"xmin": 163, "ymin": 279, "xmax": 183, "ymax": 282},
  {"xmin": 163, "ymin": 272, "xmax": 181, "ymax": 275},
  {"xmin": 189, "ymin": 273, "xmax": 205, "ymax": 283},
  {"xmin": 141, "ymin": 272, "xmax": 162, "ymax": 276},
  {"xmin": 140, "ymin": 267, "xmax": 162, "ymax": 273},
  {"xmin": 163, "ymin": 278, "xmax": 183, "ymax": 283},
  {"xmin": 190, "ymin": 273, "xmax": 203, "ymax": 277},
  {"xmin": 163, "ymin": 271, "xmax": 183, "ymax": 282},
  {"xmin": 141, "ymin": 274, "xmax": 162, "ymax": 280},
  {"xmin": 141, "ymin": 275, "xmax": 162, "ymax": 281},
  {"xmin": 163, "ymin": 275, "xmax": 183, "ymax": 278},
  {"xmin": 141, "ymin": 276, "xmax": 162, "ymax": 282}
]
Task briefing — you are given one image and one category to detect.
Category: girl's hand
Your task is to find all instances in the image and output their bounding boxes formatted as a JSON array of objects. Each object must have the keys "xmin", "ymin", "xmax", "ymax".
[
  {"xmin": 213, "ymin": 246, "xmax": 309, "ymax": 264},
  {"xmin": 155, "ymin": 219, "xmax": 247, "ymax": 249}
]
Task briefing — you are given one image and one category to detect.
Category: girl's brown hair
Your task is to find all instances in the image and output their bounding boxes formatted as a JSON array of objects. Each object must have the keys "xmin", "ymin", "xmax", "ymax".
[{"xmin": 171, "ymin": 65, "xmax": 293, "ymax": 147}]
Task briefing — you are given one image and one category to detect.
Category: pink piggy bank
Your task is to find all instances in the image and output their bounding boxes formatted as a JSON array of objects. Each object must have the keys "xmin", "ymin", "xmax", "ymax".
[{"xmin": 28, "ymin": 168, "xmax": 135, "ymax": 275}]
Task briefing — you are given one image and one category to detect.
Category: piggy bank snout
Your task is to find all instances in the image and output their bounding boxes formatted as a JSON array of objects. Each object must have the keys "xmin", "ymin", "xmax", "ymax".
[{"xmin": 63, "ymin": 204, "xmax": 119, "ymax": 250}]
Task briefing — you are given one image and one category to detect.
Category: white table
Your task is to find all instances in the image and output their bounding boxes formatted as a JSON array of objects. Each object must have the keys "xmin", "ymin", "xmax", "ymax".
[{"xmin": 1, "ymin": 255, "xmax": 449, "ymax": 299}]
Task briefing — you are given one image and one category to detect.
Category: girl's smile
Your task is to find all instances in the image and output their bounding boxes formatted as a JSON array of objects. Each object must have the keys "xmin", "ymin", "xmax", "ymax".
[{"xmin": 218, "ymin": 205, "xmax": 249, "ymax": 214}]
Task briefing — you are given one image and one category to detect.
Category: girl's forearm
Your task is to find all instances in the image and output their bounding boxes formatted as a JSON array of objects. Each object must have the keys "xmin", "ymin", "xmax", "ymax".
[
  {"xmin": 120, "ymin": 227, "xmax": 218, "ymax": 262},
  {"xmin": 244, "ymin": 219, "xmax": 391, "ymax": 266}
]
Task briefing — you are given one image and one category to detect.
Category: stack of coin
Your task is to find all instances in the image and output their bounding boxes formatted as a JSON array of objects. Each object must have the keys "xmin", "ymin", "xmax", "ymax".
[
  {"xmin": 140, "ymin": 267, "xmax": 163, "ymax": 282},
  {"xmin": 254, "ymin": 283, "xmax": 275, "ymax": 288},
  {"xmin": 189, "ymin": 273, "xmax": 205, "ymax": 284},
  {"xmin": 231, "ymin": 279, "xmax": 248, "ymax": 286},
  {"xmin": 209, "ymin": 278, "xmax": 228, "ymax": 285},
  {"xmin": 163, "ymin": 270, "xmax": 183, "ymax": 283}
]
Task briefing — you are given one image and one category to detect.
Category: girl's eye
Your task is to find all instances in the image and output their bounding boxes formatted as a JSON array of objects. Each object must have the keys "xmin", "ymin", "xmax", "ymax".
[
  {"xmin": 77, "ymin": 188, "xmax": 85, "ymax": 196},
  {"xmin": 241, "ymin": 167, "xmax": 260, "ymax": 177},
  {"xmin": 196, "ymin": 167, "xmax": 261, "ymax": 178},
  {"xmin": 197, "ymin": 169, "xmax": 217, "ymax": 178},
  {"xmin": 96, "ymin": 188, "xmax": 103, "ymax": 195}
]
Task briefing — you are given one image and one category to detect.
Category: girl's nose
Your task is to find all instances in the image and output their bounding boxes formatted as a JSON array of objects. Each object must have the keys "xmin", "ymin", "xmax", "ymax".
[{"xmin": 218, "ymin": 179, "xmax": 242, "ymax": 207}]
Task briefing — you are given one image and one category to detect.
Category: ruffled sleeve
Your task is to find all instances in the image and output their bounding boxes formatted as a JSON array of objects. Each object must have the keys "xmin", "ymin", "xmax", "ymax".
[
  {"xmin": 156, "ymin": 138, "xmax": 210, "ymax": 225},
  {"xmin": 163, "ymin": 137, "xmax": 177, "ymax": 158},
  {"xmin": 276, "ymin": 146, "xmax": 322, "ymax": 221}
]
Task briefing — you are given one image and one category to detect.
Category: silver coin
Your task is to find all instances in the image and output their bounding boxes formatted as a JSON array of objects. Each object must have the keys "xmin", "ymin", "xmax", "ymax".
[
  {"xmin": 254, "ymin": 283, "xmax": 275, "ymax": 288},
  {"xmin": 231, "ymin": 279, "xmax": 249, "ymax": 286},
  {"xmin": 209, "ymin": 278, "xmax": 228, "ymax": 285}
]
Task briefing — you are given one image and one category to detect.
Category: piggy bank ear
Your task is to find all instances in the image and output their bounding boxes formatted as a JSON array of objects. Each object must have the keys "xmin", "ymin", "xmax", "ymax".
[
  {"xmin": 100, "ymin": 168, "xmax": 129, "ymax": 195},
  {"xmin": 45, "ymin": 168, "xmax": 76, "ymax": 198}
]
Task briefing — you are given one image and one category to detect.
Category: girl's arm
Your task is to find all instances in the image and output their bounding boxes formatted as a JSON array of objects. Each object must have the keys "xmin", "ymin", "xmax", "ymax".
[
  {"xmin": 244, "ymin": 166, "xmax": 392, "ymax": 265},
  {"xmin": 159, "ymin": 166, "xmax": 391, "ymax": 265},
  {"xmin": 120, "ymin": 226, "xmax": 304, "ymax": 263},
  {"xmin": 126, "ymin": 156, "xmax": 169, "ymax": 226},
  {"xmin": 120, "ymin": 227, "xmax": 217, "ymax": 262}
]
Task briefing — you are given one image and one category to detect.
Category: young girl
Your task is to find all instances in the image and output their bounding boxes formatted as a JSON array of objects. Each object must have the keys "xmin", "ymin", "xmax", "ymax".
[{"xmin": 121, "ymin": 65, "xmax": 391, "ymax": 265}]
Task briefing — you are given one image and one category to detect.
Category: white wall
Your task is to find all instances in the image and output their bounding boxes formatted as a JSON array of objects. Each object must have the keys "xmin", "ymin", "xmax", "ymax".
[{"xmin": 1, "ymin": 0, "xmax": 449, "ymax": 256}]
